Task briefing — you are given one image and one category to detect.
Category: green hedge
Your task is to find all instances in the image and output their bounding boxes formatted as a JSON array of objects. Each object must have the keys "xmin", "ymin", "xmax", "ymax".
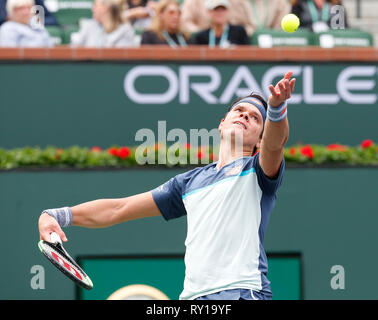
[{"xmin": 0, "ymin": 140, "xmax": 376, "ymax": 170}]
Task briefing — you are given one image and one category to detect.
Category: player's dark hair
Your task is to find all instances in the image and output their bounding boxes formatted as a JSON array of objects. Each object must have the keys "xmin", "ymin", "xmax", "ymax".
[{"xmin": 224, "ymin": 92, "xmax": 268, "ymax": 156}]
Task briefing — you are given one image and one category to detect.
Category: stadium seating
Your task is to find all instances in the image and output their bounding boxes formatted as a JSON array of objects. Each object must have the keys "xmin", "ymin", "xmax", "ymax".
[
  {"xmin": 250, "ymin": 27, "xmax": 374, "ymax": 48},
  {"xmin": 44, "ymin": 0, "xmax": 92, "ymax": 44},
  {"xmin": 250, "ymin": 28, "xmax": 316, "ymax": 48},
  {"xmin": 45, "ymin": 26, "xmax": 64, "ymax": 45},
  {"xmin": 42, "ymin": 0, "xmax": 375, "ymax": 48},
  {"xmin": 45, "ymin": 0, "xmax": 93, "ymax": 25},
  {"xmin": 314, "ymin": 28, "xmax": 374, "ymax": 48}
]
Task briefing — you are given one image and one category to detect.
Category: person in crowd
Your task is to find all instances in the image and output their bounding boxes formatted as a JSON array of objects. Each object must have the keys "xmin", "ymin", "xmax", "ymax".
[
  {"xmin": 70, "ymin": 0, "xmax": 137, "ymax": 47},
  {"xmin": 0, "ymin": 0, "xmax": 59, "ymax": 26},
  {"xmin": 190, "ymin": 0, "xmax": 250, "ymax": 47},
  {"xmin": 291, "ymin": 0, "xmax": 349, "ymax": 32},
  {"xmin": 249, "ymin": 0, "xmax": 291, "ymax": 31},
  {"xmin": 181, "ymin": 0, "xmax": 290, "ymax": 37},
  {"xmin": 140, "ymin": 0, "xmax": 190, "ymax": 47},
  {"xmin": 122, "ymin": 0, "xmax": 156, "ymax": 33},
  {"xmin": 0, "ymin": 0, "xmax": 53, "ymax": 47}
]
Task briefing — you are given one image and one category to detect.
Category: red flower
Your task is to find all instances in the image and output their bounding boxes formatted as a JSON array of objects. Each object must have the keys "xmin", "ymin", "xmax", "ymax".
[
  {"xmin": 184, "ymin": 143, "xmax": 191, "ymax": 150},
  {"xmin": 326, "ymin": 144, "xmax": 348, "ymax": 152},
  {"xmin": 209, "ymin": 153, "xmax": 214, "ymax": 161},
  {"xmin": 108, "ymin": 147, "xmax": 119, "ymax": 157},
  {"xmin": 361, "ymin": 139, "xmax": 373, "ymax": 149},
  {"xmin": 300, "ymin": 145, "xmax": 314, "ymax": 159},
  {"xmin": 55, "ymin": 148, "xmax": 63, "ymax": 160},
  {"xmin": 91, "ymin": 146, "xmax": 102, "ymax": 152},
  {"xmin": 289, "ymin": 147, "xmax": 296, "ymax": 156},
  {"xmin": 118, "ymin": 147, "xmax": 130, "ymax": 159},
  {"xmin": 197, "ymin": 147, "xmax": 209, "ymax": 160}
]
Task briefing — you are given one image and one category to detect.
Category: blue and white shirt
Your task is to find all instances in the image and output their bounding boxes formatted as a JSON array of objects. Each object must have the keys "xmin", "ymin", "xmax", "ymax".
[
  {"xmin": 0, "ymin": 21, "xmax": 52, "ymax": 47},
  {"xmin": 151, "ymin": 153, "xmax": 285, "ymax": 300}
]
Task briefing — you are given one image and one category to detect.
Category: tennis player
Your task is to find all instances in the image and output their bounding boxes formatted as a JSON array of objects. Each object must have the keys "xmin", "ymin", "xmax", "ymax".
[{"xmin": 38, "ymin": 71, "xmax": 295, "ymax": 300}]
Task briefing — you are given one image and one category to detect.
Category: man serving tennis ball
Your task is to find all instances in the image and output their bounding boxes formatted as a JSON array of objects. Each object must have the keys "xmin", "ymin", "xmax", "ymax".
[{"xmin": 39, "ymin": 71, "xmax": 295, "ymax": 300}]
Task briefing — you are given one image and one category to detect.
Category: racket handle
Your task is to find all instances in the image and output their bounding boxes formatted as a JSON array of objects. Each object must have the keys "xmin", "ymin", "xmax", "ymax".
[{"xmin": 50, "ymin": 232, "xmax": 62, "ymax": 244}]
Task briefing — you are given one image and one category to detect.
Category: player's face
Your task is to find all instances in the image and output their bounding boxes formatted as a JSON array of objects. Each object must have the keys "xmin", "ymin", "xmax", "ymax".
[{"xmin": 219, "ymin": 101, "xmax": 264, "ymax": 151}]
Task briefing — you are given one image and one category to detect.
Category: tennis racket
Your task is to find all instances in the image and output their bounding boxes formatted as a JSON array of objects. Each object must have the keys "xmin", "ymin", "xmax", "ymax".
[{"xmin": 38, "ymin": 232, "xmax": 93, "ymax": 290}]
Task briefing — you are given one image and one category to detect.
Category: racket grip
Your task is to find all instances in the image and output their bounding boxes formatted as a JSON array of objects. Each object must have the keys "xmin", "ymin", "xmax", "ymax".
[{"xmin": 50, "ymin": 232, "xmax": 62, "ymax": 244}]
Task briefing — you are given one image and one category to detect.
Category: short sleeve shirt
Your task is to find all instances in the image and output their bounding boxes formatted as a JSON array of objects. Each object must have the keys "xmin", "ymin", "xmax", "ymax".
[{"xmin": 151, "ymin": 153, "xmax": 284, "ymax": 299}]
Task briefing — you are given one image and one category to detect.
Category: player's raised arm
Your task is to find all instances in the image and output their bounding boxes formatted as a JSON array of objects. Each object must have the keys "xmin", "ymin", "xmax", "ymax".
[
  {"xmin": 38, "ymin": 191, "xmax": 161, "ymax": 242},
  {"xmin": 259, "ymin": 71, "xmax": 296, "ymax": 178}
]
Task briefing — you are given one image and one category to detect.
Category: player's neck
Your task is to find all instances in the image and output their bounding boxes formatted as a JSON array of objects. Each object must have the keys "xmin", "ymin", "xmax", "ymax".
[{"xmin": 217, "ymin": 142, "xmax": 253, "ymax": 169}]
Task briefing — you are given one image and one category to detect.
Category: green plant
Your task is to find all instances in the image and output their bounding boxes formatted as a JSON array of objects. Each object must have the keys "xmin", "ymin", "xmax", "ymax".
[{"xmin": 0, "ymin": 140, "xmax": 376, "ymax": 170}]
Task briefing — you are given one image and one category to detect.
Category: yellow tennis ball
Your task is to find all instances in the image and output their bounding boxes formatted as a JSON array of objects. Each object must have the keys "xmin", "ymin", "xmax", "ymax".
[{"xmin": 281, "ymin": 14, "xmax": 300, "ymax": 33}]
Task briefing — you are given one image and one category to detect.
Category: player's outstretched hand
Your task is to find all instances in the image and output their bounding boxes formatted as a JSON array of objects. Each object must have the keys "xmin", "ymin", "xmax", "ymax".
[
  {"xmin": 268, "ymin": 71, "xmax": 296, "ymax": 108},
  {"xmin": 39, "ymin": 213, "xmax": 68, "ymax": 242}
]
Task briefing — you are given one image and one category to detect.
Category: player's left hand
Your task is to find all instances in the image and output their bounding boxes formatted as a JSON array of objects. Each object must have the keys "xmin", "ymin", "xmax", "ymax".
[{"xmin": 268, "ymin": 71, "xmax": 296, "ymax": 108}]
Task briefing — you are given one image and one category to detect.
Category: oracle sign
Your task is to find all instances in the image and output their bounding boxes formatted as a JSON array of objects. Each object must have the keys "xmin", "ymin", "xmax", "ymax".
[{"xmin": 124, "ymin": 65, "xmax": 377, "ymax": 105}]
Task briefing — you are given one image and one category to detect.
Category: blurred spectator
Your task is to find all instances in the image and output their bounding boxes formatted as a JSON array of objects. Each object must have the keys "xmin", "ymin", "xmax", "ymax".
[
  {"xmin": 71, "ymin": 0, "xmax": 137, "ymax": 47},
  {"xmin": 181, "ymin": 0, "xmax": 252, "ymax": 36},
  {"xmin": 0, "ymin": 0, "xmax": 53, "ymax": 47},
  {"xmin": 0, "ymin": 0, "xmax": 59, "ymax": 26},
  {"xmin": 291, "ymin": 0, "xmax": 349, "ymax": 32},
  {"xmin": 191, "ymin": 0, "xmax": 249, "ymax": 47},
  {"xmin": 181, "ymin": 0, "xmax": 290, "ymax": 37},
  {"xmin": 122, "ymin": 0, "xmax": 156, "ymax": 33},
  {"xmin": 249, "ymin": 0, "xmax": 291, "ymax": 31},
  {"xmin": 140, "ymin": 0, "xmax": 190, "ymax": 46}
]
